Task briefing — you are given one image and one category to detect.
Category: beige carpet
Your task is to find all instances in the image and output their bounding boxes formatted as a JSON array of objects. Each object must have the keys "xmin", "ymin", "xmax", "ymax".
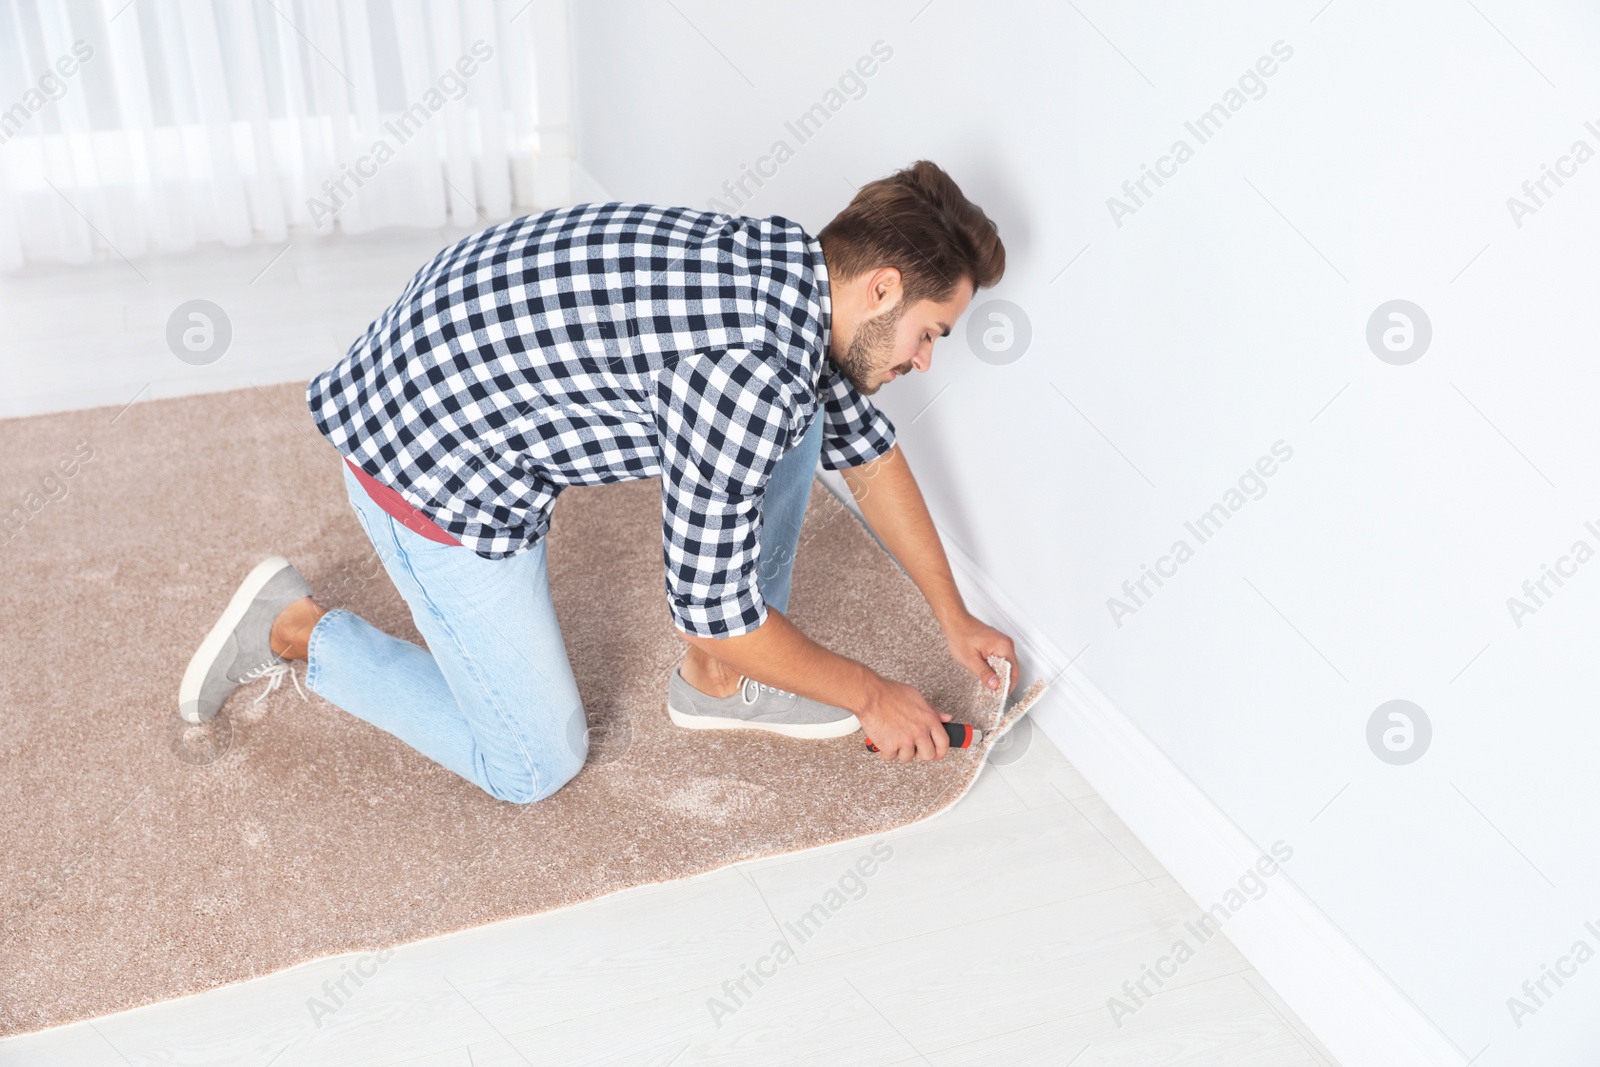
[{"xmin": 0, "ymin": 382, "xmax": 1042, "ymax": 1036}]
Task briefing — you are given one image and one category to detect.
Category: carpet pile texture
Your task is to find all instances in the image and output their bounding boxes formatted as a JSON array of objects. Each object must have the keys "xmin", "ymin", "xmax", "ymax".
[{"xmin": 0, "ymin": 382, "xmax": 1042, "ymax": 1035}]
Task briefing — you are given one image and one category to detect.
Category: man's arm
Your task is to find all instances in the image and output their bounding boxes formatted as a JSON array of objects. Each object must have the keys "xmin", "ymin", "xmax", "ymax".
[
  {"xmin": 681, "ymin": 611, "xmax": 954, "ymax": 762},
  {"xmin": 660, "ymin": 349, "xmax": 953, "ymax": 762},
  {"xmin": 840, "ymin": 444, "xmax": 1019, "ymax": 694}
]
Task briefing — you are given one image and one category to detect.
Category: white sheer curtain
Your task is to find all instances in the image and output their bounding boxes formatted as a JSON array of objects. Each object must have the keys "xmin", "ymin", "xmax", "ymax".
[{"xmin": 0, "ymin": 0, "xmax": 570, "ymax": 270}]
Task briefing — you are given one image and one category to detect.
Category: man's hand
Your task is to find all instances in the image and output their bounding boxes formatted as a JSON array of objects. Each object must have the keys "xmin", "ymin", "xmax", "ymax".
[
  {"xmin": 943, "ymin": 611, "xmax": 1019, "ymax": 695},
  {"xmin": 681, "ymin": 610, "xmax": 957, "ymax": 761},
  {"xmin": 859, "ymin": 675, "xmax": 953, "ymax": 762}
]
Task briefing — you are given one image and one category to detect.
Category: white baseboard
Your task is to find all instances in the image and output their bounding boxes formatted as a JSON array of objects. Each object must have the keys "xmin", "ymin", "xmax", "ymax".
[{"xmin": 816, "ymin": 469, "xmax": 1463, "ymax": 1067}]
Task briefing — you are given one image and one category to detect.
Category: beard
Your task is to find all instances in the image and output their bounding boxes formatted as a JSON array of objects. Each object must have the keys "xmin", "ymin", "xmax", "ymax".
[{"xmin": 833, "ymin": 299, "xmax": 909, "ymax": 396}]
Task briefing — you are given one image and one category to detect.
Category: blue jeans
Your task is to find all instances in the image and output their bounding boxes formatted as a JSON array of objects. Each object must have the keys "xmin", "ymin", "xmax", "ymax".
[{"xmin": 306, "ymin": 416, "xmax": 825, "ymax": 803}]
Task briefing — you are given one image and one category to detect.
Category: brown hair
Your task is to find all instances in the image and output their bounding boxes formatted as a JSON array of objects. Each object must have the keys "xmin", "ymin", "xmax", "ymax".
[{"xmin": 818, "ymin": 160, "xmax": 1005, "ymax": 306}]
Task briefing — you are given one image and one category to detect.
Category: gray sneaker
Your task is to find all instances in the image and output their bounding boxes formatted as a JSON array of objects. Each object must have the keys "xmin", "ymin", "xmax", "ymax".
[
  {"xmin": 667, "ymin": 668, "xmax": 861, "ymax": 739},
  {"xmin": 178, "ymin": 556, "xmax": 313, "ymax": 724}
]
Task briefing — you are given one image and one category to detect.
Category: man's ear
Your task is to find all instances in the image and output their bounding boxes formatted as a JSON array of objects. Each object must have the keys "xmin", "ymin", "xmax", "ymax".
[{"xmin": 866, "ymin": 266, "xmax": 902, "ymax": 312}]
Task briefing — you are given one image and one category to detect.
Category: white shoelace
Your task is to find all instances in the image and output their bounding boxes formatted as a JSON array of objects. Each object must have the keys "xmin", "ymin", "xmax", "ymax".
[
  {"xmin": 739, "ymin": 676, "xmax": 796, "ymax": 704},
  {"xmin": 240, "ymin": 660, "xmax": 309, "ymax": 704}
]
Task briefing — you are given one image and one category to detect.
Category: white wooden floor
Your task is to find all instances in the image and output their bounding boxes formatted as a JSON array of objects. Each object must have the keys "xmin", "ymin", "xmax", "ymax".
[
  {"xmin": 1, "ymin": 228, "xmax": 1341, "ymax": 1067},
  {"xmin": 0, "ymin": 724, "xmax": 1340, "ymax": 1067}
]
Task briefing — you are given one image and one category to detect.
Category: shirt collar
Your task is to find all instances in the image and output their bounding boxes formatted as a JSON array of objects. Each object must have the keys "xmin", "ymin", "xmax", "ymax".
[{"xmin": 807, "ymin": 234, "xmax": 832, "ymax": 376}]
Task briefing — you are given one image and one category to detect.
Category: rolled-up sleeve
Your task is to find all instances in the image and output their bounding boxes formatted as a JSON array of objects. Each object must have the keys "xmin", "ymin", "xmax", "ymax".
[
  {"xmin": 817, "ymin": 362, "xmax": 897, "ymax": 470},
  {"xmin": 656, "ymin": 348, "xmax": 795, "ymax": 638}
]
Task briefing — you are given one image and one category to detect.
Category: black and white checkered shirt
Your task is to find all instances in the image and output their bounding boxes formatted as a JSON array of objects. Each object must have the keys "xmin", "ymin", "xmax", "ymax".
[{"xmin": 306, "ymin": 202, "xmax": 896, "ymax": 638}]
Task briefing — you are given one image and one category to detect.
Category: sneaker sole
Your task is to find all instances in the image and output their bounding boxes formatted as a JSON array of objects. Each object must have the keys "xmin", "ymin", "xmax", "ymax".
[
  {"xmin": 666, "ymin": 701, "xmax": 861, "ymax": 740},
  {"xmin": 178, "ymin": 556, "xmax": 295, "ymax": 724}
]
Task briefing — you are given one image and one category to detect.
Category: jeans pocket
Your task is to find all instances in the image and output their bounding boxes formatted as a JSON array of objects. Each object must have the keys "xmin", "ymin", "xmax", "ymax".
[
  {"xmin": 342, "ymin": 467, "xmax": 389, "ymax": 550},
  {"xmin": 348, "ymin": 493, "xmax": 378, "ymax": 544}
]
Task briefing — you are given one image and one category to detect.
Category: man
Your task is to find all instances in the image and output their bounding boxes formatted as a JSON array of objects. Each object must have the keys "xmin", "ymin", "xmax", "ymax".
[{"xmin": 178, "ymin": 159, "xmax": 1018, "ymax": 804}]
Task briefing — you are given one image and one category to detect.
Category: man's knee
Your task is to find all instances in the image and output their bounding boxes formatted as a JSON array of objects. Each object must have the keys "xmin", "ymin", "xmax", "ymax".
[
  {"xmin": 509, "ymin": 752, "xmax": 583, "ymax": 805},
  {"xmin": 536, "ymin": 703, "xmax": 589, "ymax": 798},
  {"xmin": 483, "ymin": 703, "xmax": 588, "ymax": 804}
]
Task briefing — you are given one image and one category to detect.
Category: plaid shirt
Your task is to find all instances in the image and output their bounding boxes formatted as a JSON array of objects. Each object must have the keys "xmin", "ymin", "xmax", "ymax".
[{"xmin": 306, "ymin": 202, "xmax": 896, "ymax": 638}]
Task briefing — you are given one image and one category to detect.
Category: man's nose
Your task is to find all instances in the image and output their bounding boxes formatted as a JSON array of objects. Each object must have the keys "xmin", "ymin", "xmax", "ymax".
[{"xmin": 912, "ymin": 349, "xmax": 932, "ymax": 372}]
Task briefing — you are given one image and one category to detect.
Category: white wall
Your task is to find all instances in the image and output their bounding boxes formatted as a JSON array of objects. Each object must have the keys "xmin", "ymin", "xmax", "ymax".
[{"xmin": 568, "ymin": 2, "xmax": 1600, "ymax": 1063}]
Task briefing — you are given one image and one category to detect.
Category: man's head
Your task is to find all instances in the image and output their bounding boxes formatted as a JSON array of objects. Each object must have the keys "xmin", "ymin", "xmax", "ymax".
[{"xmin": 818, "ymin": 160, "xmax": 1005, "ymax": 395}]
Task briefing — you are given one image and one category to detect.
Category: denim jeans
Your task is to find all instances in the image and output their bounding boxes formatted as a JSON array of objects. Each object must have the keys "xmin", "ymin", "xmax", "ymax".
[{"xmin": 306, "ymin": 415, "xmax": 826, "ymax": 802}]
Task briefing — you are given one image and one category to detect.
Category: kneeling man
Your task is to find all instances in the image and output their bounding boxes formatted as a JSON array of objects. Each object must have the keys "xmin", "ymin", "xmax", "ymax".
[{"xmin": 179, "ymin": 159, "xmax": 1018, "ymax": 803}]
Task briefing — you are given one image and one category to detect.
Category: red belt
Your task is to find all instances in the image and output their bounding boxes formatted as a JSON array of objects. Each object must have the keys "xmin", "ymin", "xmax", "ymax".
[{"xmin": 345, "ymin": 458, "xmax": 463, "ymax": 547}]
